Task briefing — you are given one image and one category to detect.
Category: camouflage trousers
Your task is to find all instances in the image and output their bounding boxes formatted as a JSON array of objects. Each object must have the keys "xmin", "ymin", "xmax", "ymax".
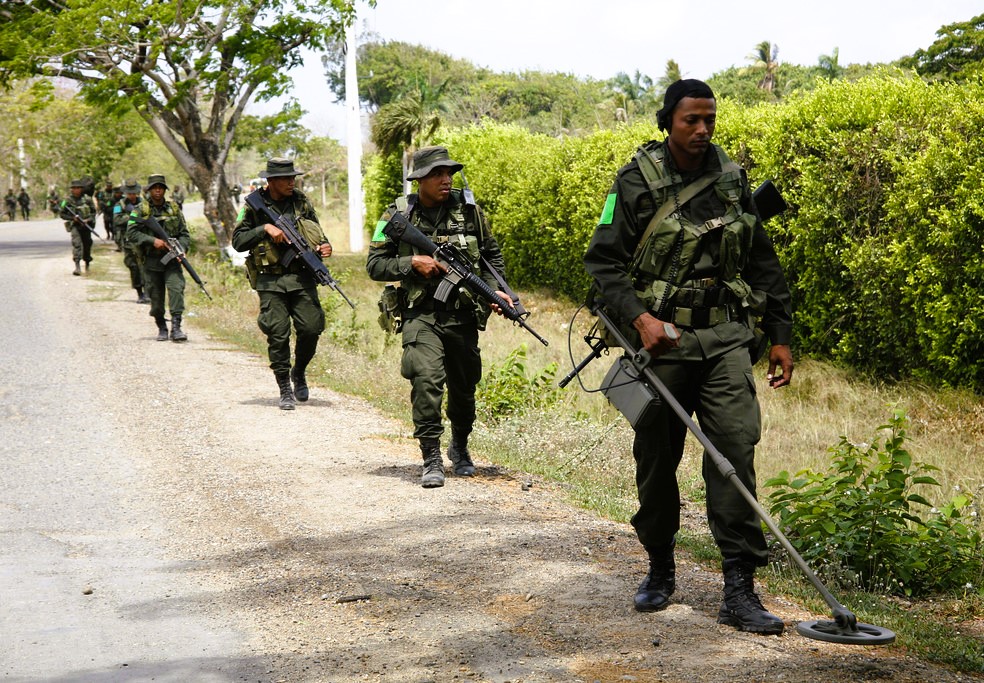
[
  {"xmin": 69, "ymin": 225, "xmax": 93, "ymax": 263},
  {"xmin": 142, "ymin": 264, "xmax": 185, "ymax": 318}
]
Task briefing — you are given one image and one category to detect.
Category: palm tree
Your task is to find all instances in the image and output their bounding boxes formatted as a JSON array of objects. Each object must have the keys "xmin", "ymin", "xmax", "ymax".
[
  {"xmin": 657, "ymin": 59, "xmax": 683, "ymax": 93},
  {"xmin": 746, "ymin": 41, "xmax": 780, "ymax": 92},
  {"xmin": 610, "ymin": 69, "xmax": 654, "ymax": 122},
  {"xmin": 370, "ymin": 80, "xmax": 449, "ymax": 192},
  {"xmin": 818, "ymin": 47, "xmax": 843, "ymax": 80}
]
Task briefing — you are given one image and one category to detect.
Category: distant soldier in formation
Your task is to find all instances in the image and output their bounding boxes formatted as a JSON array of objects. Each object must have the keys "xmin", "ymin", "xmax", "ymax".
[
  {"xmin": 4, "ymin": 189, "xmax": 16, "ymax": 221},
  {"xmin": 126, "ymin": 174, "xmax": 191, "ymax": 342},
  {"xmin": 172, "ymin": 185, "xmax": 185, "ymax": 210},
  {"xmin": 17, "ymin": 188, "xmax": 30, "ymax": 220},
  {"xmin": 59, "ymin": 179, "xmax": 97, "ymax": 276},
  {"xmin": 114, "ymin": 178, "xmax": 149, "ymax": 304},
  {"xmin": 230, "ymin": 183, "xmax": 242, "ymax": 206},
  {"xmin": 47, "ymin": 187, "xmax": 60, "ymax": 216},
  {"xmin": 104, "ymin": 184, "xmax": 122, "ymax": 243},
  {"xmin": 95, "ymin": 181, "xmax": 113, "ymax": 240}
]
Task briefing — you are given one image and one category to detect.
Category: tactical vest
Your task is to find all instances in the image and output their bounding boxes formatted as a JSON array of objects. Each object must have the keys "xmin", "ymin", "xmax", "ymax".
[
  {"xmin": 631, "ymin": 141, "xmax": 759, "ymax": 319},
  {"xmin": 247, "ymin": 191, "xmax": 324, "ymax": 276},
  {"xmin": 394, "ymin": 190, "xmax": 485, "ymax": 313},
  {"xmin": 134, "ymin": 199, "xmax": 183, "ymax": 237}
]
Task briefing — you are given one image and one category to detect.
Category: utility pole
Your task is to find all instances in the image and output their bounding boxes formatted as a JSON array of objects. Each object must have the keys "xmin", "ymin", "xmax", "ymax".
[{"xmin": 345, "ymin": 18, "xmax": 364, "ymax": 253}]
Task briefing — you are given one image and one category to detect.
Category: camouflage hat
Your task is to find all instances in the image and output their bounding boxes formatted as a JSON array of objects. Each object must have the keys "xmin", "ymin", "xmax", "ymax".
[
  {"xmin": 259, "ymin": 158, "xmax": 304, "ymax": 178},
  {"xmin": 145, "ymin": 174, "xmax": 168, "ymax": 191},
  {"xmin": 70, "ymin": 179, "xmax": 86, "ymax": 189},
  {"xmin": 123, "ymin": 178, "xmax": 141, "ymax": 194},
  {"xmin": 407, "ymin": 146, "xmax": 463, "ymax": 180}
]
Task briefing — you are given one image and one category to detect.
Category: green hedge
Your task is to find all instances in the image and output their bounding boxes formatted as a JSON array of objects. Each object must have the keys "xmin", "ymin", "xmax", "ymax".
[{"xmin": 363, "ymin": 74, "xmax": 984, "ymax": 392}]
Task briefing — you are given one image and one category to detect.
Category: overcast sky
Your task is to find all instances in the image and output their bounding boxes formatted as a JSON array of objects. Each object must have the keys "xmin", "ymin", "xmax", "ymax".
[{"xmin": 255, "ymin": 0, "xmax": 981, "ymax": 144}]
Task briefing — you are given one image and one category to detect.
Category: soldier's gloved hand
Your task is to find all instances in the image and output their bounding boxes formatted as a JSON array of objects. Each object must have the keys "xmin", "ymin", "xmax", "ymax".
[
  {"xmin": 411, "ymin": 255, "xmax": 445, "ymax": 279},
  {"xmin": 632, "ymin": 311, "xmax": 680, "ymax": 357}
]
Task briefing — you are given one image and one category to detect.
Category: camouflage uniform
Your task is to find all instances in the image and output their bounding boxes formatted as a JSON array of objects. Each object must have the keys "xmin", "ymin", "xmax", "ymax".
[
  {"xmin": 114, "ymin": 179, "xmax": 146, "ymax": 302},
  {"xmin": 59, "ymin": 180, "xmax": 97, "ymax": 274},
  {"xmin": 126, "ymin": 174, "xmax": 190, "ymax": 340}
]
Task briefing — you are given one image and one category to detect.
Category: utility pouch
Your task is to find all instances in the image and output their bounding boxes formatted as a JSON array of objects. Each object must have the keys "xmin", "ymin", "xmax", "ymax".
[
  {"xmin": 601, "ymin": 356, "xmax": 661, "ymax": 428},
  {"xmin": 377, "ymin": 284, "xmax": 403, "ymax": 334},
  {"xmin": 245, "ymin": 257, "xmax": 258, "ymax": 289}
]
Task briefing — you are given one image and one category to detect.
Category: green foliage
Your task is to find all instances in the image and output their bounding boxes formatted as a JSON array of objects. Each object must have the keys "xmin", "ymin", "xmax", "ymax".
[
  {"xmin": 234, "ymin": 100, "xmax": 311, "ymax": 157},
  {"xmin": 903, "ymin": 13, "xmax": 984, "ymax": 82},
  {"xmin": 476, "ymin": 344, "xmax": 560, "ymax": 423},
  {"xmin": 766, "ymin": 410, "xmax": 982, "ymax": 597}
]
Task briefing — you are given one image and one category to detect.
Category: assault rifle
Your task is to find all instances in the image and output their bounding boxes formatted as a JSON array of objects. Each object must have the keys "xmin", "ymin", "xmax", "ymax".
[
  {"xmin": 63, "ymin": 204, "xmax": 107, "ymax": 241},
  {"xmin": 138, "ymin": 213, "xmax": 213, "ymax": 301},
  {"xmin": 244, "ymin": 190, "xmax": 355, "ymax": 309},
  {"xmin": 383, "ymin": 211, "xmax": 549, "ymax": 346}
]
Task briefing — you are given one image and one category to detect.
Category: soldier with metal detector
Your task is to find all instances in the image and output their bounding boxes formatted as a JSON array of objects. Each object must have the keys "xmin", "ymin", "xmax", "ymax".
[{"xmin": 581, "ymin": 79, "xmax": 794, "ymax": 635}]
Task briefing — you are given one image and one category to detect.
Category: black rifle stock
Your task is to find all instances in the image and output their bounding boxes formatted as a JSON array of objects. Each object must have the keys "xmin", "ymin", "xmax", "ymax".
[
  {"xmin": 140, "ymin": 213, "xmax": 213, "ymax": 301},
  {"xmin": 383, "ymin": 211, "xmax": 548, "ymax": 346},
  {"xmin": 63, "ymin": 205, "xmax": 106, "ymax": 241},
  {"xmin": 244, "ymin": 191, "xmax": 355, "ymax": 309}
]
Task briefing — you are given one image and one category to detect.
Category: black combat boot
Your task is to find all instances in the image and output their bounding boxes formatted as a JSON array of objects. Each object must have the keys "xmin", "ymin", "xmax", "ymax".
[
  {"xmin": 136, "ymin": 287, "xmax": 149, "ymax": 304},
  {"xmin": 634, "ymin": 540, "xmax": 676, "ymax": 612},
  {"xmin": 170, "ymin": 314, "xmax": 188, "ymax": 342},
  {"xmin": 275, "ymin": 371, "xmax": 295, "ymax": 410},
  {"xmin": 72, "ymin": 260, "xmax": 81, "ymax": 276},
  {"xmin": 84, "ymin": 260, "xmax": 90, "ymax": 273},
  {"xmin": 420, "ymin": 438, "xmax": 445, "ymax": 488},
  {"xmin": 291, "ymin": 366, "xmax": 309, "ymax": 402},
  {"xmin": 447, "ymin": 427, "xmax": 476, "ymax": 476},
  {"xmin": 717, "ymin": 558, "xmax": 784, "ymax": 635},
  {"xmin": 155, "ymin": 316, "xmax": 169, "ymax": 341}
]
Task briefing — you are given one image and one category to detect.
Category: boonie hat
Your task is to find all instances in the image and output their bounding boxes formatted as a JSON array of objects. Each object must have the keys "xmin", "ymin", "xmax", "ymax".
[
  {"xmin": 69, "ymin": 179, "xmax": 85, "ymax": 189},
  {"xmin": 123, "ymin": 178, "xmax": 141, "ymax": 194},
  {"xmin": 145, "ymin": 174, "xmax": 169, "ymax": 191},
  {"xmin": 260, "ymin": 158, "xmax": 304, "ymax": 178},
  {"xmin": 407, "ymin": 146, "xmax": 463, "ymax": 180}
]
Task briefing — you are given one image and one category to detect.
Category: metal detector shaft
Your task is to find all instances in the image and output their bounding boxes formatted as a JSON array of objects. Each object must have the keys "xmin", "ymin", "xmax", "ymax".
[{"xmin": 592, "ymin": 306, "xmax": 858, "ymax": 630}]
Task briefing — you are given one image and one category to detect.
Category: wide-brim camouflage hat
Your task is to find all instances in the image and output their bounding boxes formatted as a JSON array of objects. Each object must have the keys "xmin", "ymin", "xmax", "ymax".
[
  {"xmin": 407, "ymin": 146, "xmax": 463, "ymax": 180},
  {"xmin": 69, "ymin": 179, "xmax": 85, "ymax": 188},
  {"xmin": 123, "ymin": 178, "xmax": 141, "ymax": 194},
  {"xmin": 145, "ymin": 174, "xmax": 169, "ymax": 191},
  {"xmin": 259, "ymin": 158, "xmax": 305, "ymax": 178}
]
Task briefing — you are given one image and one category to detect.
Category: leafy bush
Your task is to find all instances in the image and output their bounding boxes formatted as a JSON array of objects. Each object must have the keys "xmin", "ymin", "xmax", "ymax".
[
  {"xmin": 476, "ymin": 343, "xmax": 560, "ymax": 423},
  {"xmin": 766, "ymin": 409, "xmax": 982, "ymax": 597},
  {"xmin": 362, "ymin": 75, "xmax": 984, "ymax": 391}
]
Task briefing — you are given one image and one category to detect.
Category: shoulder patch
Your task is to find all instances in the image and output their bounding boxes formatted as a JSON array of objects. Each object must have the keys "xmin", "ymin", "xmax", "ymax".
[
  {"xmin": 598, "ymin": 193, "xmax": 617, "ymax": 226},
  {"xmin": 236, "ymin": 205, "xmax": 246, "ymax": 222},
  {"xmin": 371, "ymin": 218, "xmax": 389, "ymax": 243}
]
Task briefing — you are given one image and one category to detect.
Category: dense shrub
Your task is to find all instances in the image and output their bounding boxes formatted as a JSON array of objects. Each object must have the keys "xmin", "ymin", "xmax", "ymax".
[
  {"xmin": 363, "ymin": 75, "xmax": 984, "ymax": 391},
  {"xmin": 765, "ymin": 410, "xmax": 982, "ymax": 597}
]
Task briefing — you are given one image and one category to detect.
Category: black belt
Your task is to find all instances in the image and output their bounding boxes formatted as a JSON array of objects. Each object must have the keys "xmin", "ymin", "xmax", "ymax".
[{"xmin": 667, "ymin": 303, "xmax": 740, "ymax": 329}]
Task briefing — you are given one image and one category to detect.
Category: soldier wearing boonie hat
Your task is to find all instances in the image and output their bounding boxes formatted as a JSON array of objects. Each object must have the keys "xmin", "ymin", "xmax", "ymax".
[
  {"xmin": 126, "ymin": 174, "xmax": 192, "ymax": 342},
  {"xmin": 232, "ymin": 157, "xmax": 333, "ymax": 410},
  {"xmin": 59, "ymin": 178, "xmax": 98, "ymax": 275},
  {"xmin": 367, "ymin": 145, "xmax": 514, "ymax": 489}
]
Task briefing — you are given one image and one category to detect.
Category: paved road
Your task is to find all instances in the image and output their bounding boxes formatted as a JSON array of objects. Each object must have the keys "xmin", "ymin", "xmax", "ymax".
[{"xmin": 0, "ymin": 211, "xmax": 262, "ymax": 682}]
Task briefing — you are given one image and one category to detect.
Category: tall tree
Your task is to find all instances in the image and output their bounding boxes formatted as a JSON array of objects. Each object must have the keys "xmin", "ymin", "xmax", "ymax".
[
  {"xmin": 818, "ymin": 47, "xmax": 843, "ymax": 80},
  {"xmin": 0, "ymin": 0, "xmax": 360, "ymax": 247},
  {"xmin": 903, "ymin": 13, "xmax": 984, "ymax": 82},
  {"xmin": 609, "ymin": 70, "xmax": 654, "ymax": 122},
  {"xmin": 657, "ymin": 60, "xmax": 683, "ymax": 93},
  {"xmin": 746, "ymin": 40, "xmax": 780, "ymax": 92}
]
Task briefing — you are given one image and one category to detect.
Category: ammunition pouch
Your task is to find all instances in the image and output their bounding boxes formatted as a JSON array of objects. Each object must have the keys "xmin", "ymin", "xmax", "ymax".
[
  {"xmin": 377, "ymin": 284, "xmax": 404, "ymax": 334},
  {"xmin": 245, "ymin": 256, "xmax": 258, "ymax": 289}
]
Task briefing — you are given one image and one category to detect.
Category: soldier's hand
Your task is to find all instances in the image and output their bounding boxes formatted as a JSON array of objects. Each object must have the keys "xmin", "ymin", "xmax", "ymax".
[
  {"xmin": 632, "ymin": 312, "xmax": 680, "ymax": 357},
  {"xmin": 152, "ymin": 237, "xmax": 167, "ymax": 250},
  {"xmin": 263, "ymin": 223, "xmax": 287, "ymax": 243},
  {"xmin": 318, "ymin": 242, "xmax": 333, "ymax": 258},
  {"xmin": 767, "ymin": 344, "xmax": 794, "ymax": 388},
  {"xmin": 489, "ymin": 290, "xmax": 515, "ymax": 317},
  {"xmin": 411, "ymin": 255, "xmax": 445, "ymax": 279}
]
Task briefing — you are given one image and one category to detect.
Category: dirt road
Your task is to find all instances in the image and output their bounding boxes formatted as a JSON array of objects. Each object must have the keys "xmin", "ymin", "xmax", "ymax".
[{"xmin": 1, "ymin": 215, "xmax": 977, "ymax": 682}]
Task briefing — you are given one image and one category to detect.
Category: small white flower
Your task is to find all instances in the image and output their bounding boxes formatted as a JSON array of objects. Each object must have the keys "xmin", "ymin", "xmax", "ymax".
[
  {"xmin": 966, "ymin": 583, "xmax": 974, "ymax": 589},
  {"xmin": 931, "ymin": 507, "xmax": 939, "ymax": 514}
]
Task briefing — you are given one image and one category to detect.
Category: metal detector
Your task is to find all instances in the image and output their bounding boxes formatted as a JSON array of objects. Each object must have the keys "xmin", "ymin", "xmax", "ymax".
[{"xmin": 561, "ymin": 304, "xmax": 896, "ymax": 645}]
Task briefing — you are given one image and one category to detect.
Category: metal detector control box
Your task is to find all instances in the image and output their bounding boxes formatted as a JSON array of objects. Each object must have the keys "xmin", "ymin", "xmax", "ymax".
[{"xmin": 601, "ymin": 355, "xmax": 661, "ymax": 428}]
